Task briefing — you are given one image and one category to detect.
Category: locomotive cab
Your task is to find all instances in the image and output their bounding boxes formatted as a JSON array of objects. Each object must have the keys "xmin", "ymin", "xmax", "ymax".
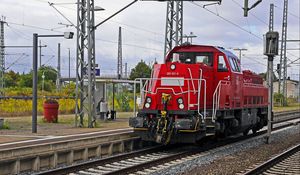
[{"xmin": 129, "ymin": 44, "xmax": 268, "ymax": 145}]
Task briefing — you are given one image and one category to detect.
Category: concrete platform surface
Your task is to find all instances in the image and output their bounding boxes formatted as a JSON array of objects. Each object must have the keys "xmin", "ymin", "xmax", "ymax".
[{"xmin": 0, "ymin": 128, "xmax": 132, "ymax": 150}]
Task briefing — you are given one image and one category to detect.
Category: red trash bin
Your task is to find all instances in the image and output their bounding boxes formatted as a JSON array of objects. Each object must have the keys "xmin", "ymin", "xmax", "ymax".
[{"xmin": 43, "ymin": 99, "xmax": 59, "ymax": 123}]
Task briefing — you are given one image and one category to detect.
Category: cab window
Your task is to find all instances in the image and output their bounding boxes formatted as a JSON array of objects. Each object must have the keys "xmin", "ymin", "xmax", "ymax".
[
  {"xmin": 171, "ymin": 52, "xmax": 213, "ymax": 66},
  {"xmin": 233, "ymin": 58, "xmax": 241, "ymax": 72},
  {"xmin": 196, "ymin": 55, "xmax": 213, "ymax": 66},
  {"xmin": 228, "ymin": 56, "xmax": 241, "ymax": 72},
  {"xmin": 218, "ymin": 55, "xmax": 228, "ymax": 72}
]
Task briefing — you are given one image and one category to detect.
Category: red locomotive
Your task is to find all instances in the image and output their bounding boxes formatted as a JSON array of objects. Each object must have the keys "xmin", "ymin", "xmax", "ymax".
[{"xmin": 129, "ymin": 44, "xmax": 268, "ymax": 145}]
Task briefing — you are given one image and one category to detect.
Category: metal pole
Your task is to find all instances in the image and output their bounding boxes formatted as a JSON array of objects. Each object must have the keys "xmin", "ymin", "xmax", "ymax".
[
  {"xmin": 32, "ymin": 33, "xmax": 38, "ymax": 133},
  {"xmin": 244, "ymin": 0, "xmax": 249, "ymax": 17},
  {"xmin": 125, "ymin": 62, "xmax": 127, "ymax": 78},
  {"xmin": 278, "ymin": 0, "xmax": 288, "ymax": 104},
  {"xmin": 0, "ymin": 18, "xmax": 6, "ymax": 92},
  {"xmin": 57, "ymin": 43, "xmax": 61, "ymax": 91},
  {"xmin": 112, "ymin": 83, "xmax": 115, "ymax": 111},
  {"xmin": 39, "ymin": 40, "xmax": 41, "ymax": 67},
  {"xmin": 68, "ymin": 48, "xmax": 71, "ymax": 81},
  {"xmin": 86, "ymin": 0, "xmax": 95, "ymax": 127},
  {"xmin": 76, "ymin": 0, "xmax": 86, "ymax": 127},
  {"xmin": 233, "ymin": 48, "xmax": 247, "ymax": 63},
  {"xmin": 117, "ymin": 26, "xmax": 122, "ymax": 79},
  {"xmin": 267, "ymin": 55, "xmax": 273, "ymax": 144}
]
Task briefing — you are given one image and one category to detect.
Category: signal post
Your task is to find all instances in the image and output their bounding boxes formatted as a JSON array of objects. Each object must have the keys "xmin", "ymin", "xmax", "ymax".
[{"xmin": 264, "ymin": 31, "xmax": 279, "ymax": 144}]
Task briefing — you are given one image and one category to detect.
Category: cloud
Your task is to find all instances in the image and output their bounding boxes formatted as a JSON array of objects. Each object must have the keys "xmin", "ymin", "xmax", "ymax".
[{"xmin": 1, "ymin": 0, "xmax": 299, "ymax": 80}]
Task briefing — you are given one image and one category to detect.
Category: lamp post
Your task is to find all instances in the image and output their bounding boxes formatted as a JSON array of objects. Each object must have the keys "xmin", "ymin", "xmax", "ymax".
[
  {"xmin": 68, "ymin": 48, "xmax": 70, "ymax": 82},
  {"xmin": 229, "ymin": 48, "xmax": 247, "ymax": 63},
  {"xmin": 42, "ymin": 72, "xmax": 45, "ymax": 94},
  {"xmin": 32, "ymin": 32, "xmax": 73, "ymax": 133}
]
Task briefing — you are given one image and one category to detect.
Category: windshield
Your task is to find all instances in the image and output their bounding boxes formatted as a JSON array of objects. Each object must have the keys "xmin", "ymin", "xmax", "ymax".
[
  {"xmin": 171, "ymin": 52, "xmax": 213, "ymax": 66},
  {"xmin": 228, "ymin": 56, "xmax": 241, "ymax": 72}
]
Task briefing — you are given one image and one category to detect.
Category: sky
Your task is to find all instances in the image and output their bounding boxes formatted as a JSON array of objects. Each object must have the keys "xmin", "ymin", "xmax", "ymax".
[{"xmin": 0, "ymin": 0, "xmax": 299, "ymax": 80}]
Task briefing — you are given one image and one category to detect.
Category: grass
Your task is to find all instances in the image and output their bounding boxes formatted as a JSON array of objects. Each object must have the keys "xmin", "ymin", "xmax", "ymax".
[
  {"xmin": 273, "ymin": 103, "xmax": 300, "ymax": 112},
  {"xmin": 0, "ymin": 121, "xmax": 10, "ymax": 130},
  {"xmin": 1, "ymin": 112, "xmax": 132, "ymax": 136},
  {"xmin": 0, "ymin": 99, "xmax": 76, "ymax": 117}
]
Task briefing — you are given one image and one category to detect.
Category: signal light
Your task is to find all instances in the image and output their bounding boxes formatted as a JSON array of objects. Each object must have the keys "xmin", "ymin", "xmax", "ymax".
[
  {"xmin": 170, "ymin": 64, "xmax": 176, "ymax": 70},
  {"xmin": 177, "ymin": 98, "xmax": 183, "ymax": 104},
  {"xmin": 145, "ymin": 103, "xmax": 150, "ymax": 108},
  {"xmin": 179, "ymin": 104, "xmax": 184, "ymax": 109},
  {"xmin": 146, "ymin": 97, "xmax": 152, "ymax": 103}
]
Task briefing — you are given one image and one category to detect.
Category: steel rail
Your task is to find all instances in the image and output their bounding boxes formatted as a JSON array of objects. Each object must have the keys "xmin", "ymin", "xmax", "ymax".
[
  {"xmin": 34, "ymin": 145, "xmax": 165, "ymax": 175},
  {"xmin": 242, "ymin": 144, "xmax": 300, "ymax": 175},
  {"xmin": 274, "ymin": 110, "xmax": 300, "ymax": 117},
  {"xmin": 34, "ymin": 111, "xmax": 299, "ymax": 175}
]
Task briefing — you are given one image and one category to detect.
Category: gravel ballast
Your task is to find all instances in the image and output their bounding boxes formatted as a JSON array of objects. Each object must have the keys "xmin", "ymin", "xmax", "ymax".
[{"xmin": 151, "ymin": 125, "xmax": 300, "ymax": 175}]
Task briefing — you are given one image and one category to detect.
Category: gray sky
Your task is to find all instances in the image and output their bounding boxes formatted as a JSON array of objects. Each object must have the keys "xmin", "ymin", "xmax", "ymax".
[{"xmin": 1, "ymin": 0, "xmax": 299, "ymax": 80}]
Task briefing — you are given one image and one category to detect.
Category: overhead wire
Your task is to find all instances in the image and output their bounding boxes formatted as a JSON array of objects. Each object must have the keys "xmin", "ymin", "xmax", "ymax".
[
  {"xmin": 190, "ymin": 2, "xmax": 262, "ymax": 40},
  {"xmin": 7, "ymin": 25, "xmax": 31, "ymax": 40},
  {"xmin": 6, "ymin": 21, "xmax": 63, "ymax": 33},
  {"xmin": 52, "ymin": 3, "xmax": 164, "ymax": 37},
  {"xmin": 6, "ymin": 54, "xmax": 29, "ymax": 70},
  {"xmin": 95, "ymin": 38, "xmax": 163, "ymax": 52},
  {"xmin": 229, "ymin": 0, "xmax": 299, "ymax": 63},
  {"xmin": 242, "ymin": 55, "xmax": 267, "ymax": 67},
  {"xmin": 274, "ymin": 4, "xmax": 300, "ymax": 20}
]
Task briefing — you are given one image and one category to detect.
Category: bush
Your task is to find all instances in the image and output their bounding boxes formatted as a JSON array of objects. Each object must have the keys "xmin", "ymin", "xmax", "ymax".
[
  {"xmin": 0, "ymin": 121, "xmax": 10, "ymax": 130},
  {"xmin": 0, "ymin": 99, "xmax": 76, "ymax": 117},
  {"xmin": 274, "ymin": 92, "xmax": 284, "ymax": 106}
]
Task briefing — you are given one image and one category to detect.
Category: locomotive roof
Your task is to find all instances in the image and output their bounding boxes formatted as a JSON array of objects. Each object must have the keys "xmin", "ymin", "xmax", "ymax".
[{"xmin": 168, "ymin": 44, "xmax": 239, "ymax": 60}]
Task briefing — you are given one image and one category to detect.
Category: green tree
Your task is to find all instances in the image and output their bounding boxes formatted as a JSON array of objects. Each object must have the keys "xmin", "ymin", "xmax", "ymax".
[
  {"xmin": 18, "ymin": 73, "xmax": 32, "ymax": 87},
  {"xmin": 38, "ymin": 80, "xmax": 55, "ymax": 92},
  {"xmin": 4, "ymin": 70, "xmax": 20, "ymax": 87},
  {"xmin": 18, "ymin": 66, "xmax": 57, "ymax": 91},
  {"xmin": 129, "ymin": 60, "xmax": 152, "ymax": 80},
  {"xmin": 38, "ymin": 66, "xmax": 57, "ymax": 83}
]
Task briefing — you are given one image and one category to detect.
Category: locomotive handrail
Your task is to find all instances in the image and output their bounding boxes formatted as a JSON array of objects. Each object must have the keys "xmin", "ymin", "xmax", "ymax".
[
  {"xmin": 188, "ymin": 68, "xmax": 196, "ymax": 94},
  {"xmin": 197, "ymin": 79, "xmax": 207, "ymax": 122},
  {"xmin": 212, "ymin": 80, "xmax": 230, "ymax": 122},
  {"xmin": 197, "ymin": 68, "xmax": 206, "ymax": 122}
]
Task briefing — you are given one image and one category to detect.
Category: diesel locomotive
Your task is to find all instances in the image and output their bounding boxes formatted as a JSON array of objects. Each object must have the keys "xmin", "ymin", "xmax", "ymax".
[{"xmin": 129, "ymin": 44, "xmax": 268, "ymax": 145}]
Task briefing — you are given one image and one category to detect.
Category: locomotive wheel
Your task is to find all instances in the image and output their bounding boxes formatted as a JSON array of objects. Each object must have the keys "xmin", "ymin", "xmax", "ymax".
[
  {"xmin": 252, "ymin": 128, "xmax": 257, "ymax": 134},
  {"xmin": 243, "ymin": 129, "xmax": 249, "ymax": 136}
]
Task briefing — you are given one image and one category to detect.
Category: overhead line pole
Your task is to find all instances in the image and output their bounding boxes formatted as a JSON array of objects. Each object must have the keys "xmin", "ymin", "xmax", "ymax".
[
  {"xmin": 267, "ymin": 3, "xmax": 274, "ymax": 142},
  {"xmin": 0, "ymin": 16, "xmax": 6, "ymax": 93},
  {"xmin": 278, "ymin": 0, "xmax": 288, "ymax": 106},
  {"xmin": 76, "ymin": 0, "xmax": 137, "ymax": 128},
  {"xmin": 117, "ymin": 26, "xmax": 122, "ymax": 79}
]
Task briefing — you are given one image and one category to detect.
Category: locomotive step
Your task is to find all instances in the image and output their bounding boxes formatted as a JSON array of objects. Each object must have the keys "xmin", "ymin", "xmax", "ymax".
[
  {"xmin": 205, "ymin": 133, "xmax": 215, "ymax": 136},
  {"xmin": 206, "ymin": 125, "xmax": 215, "ymax": 128}
]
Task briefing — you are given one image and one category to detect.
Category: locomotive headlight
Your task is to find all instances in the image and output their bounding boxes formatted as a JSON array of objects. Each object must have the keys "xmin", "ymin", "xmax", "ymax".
[
  {"xmin": 146, "ymin": 97, "xmax": 152, "ymax": 103},
  {"xmin": 145, "ymin": 103, "xmax": 150, "ymax": 108},
  {"xmin": 177, "ymin": 98, "xmax": 183, "ymax": 104},
  {"xmin": 170, "ymin": 64, "xmax": 176, "ymax": 70},
  {"xmin": 179, "ymin": 104, "xmax": 184, "ymax": 109}
]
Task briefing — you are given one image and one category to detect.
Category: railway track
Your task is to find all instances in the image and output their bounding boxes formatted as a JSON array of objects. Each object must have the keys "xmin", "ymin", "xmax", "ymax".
[
  {"xmin": 33, "ymin": 110, "xmax": 299, "ymax": 175},
  {"xmin": 242, "ymin": 144, "xmax": 300, "ymax": 175}
]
